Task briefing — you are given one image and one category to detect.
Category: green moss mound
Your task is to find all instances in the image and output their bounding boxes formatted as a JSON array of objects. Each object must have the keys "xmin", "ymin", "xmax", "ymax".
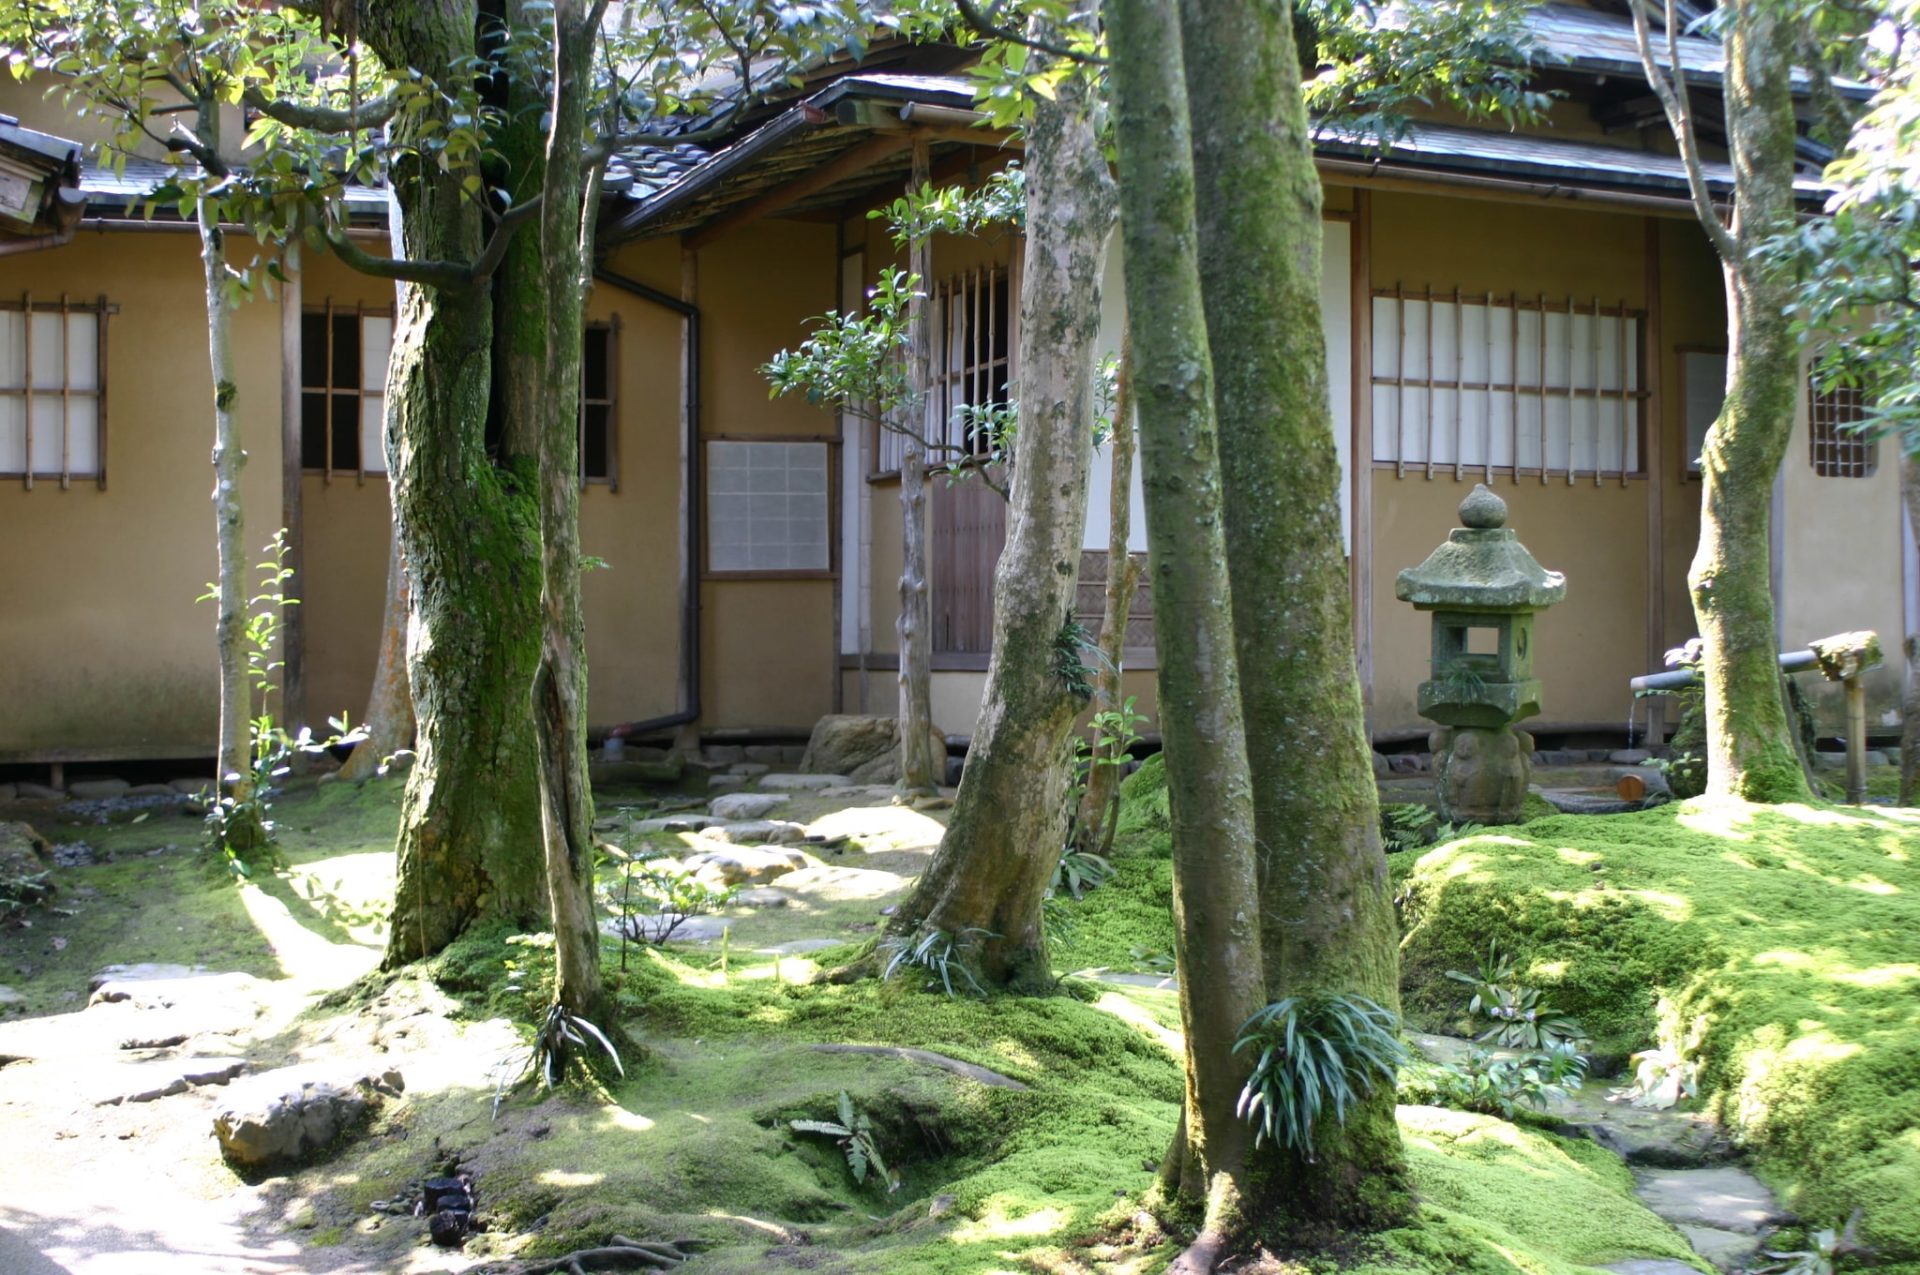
[{"xmin": 1396, "ymin": 798, "xmax": 1920, "ymax": 1265}]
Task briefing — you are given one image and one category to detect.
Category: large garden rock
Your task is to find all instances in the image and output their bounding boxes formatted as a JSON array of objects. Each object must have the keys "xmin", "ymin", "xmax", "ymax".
[
  {"xmin": 799, "ymin": 715, "xmax": 948, "ymax": 784},
  {"xmin": 759, "ymin": 773, "xmax": 852, "ymax": 792},
  {"xmin": 708, "ymin": 792, "xmax": 790, "ymax": 820},
  {"xmin": 210, "ymin": 1066, "xmax": 403, "ymax": 1167},
  {"xmin": 698, "ymin": 819, "xmax": 806, "ymax": 845}
]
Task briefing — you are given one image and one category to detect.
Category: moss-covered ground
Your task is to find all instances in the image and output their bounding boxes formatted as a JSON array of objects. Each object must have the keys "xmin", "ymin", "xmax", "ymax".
[
  {"xmin": 1394, "ymin": 797, "xmax": 1920, "ymax": 1268},
  {"xmin": 0, "ymin": 767, "xmax": 1736, "ymax": 1273}
]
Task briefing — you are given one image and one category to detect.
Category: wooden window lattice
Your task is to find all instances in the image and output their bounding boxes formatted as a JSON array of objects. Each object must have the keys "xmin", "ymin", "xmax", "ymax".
[
  {"xmin": 1808, "ymin": 380, "xmax": 1877, "ymax": 479},
  {"xmin": 1371, "ymin": 287, "xmax": 1647, "ymax": 484},
  {"xmin": 0, "ymin": 292, "xmax": 111, "ymax": 489},
  {"xmin": 875, "ymin": 266, "xmax": 1012, "ymax": 475}
]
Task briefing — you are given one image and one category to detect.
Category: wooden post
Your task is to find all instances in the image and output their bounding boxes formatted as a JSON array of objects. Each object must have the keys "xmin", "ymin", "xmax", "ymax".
[
  {"xmin": 1846, "ymin": 673, "xmax": 1868, "ymax": 804},
  {"xmin": 1350, "ymin": 193, "xmax": 1374, "ymax": 717},
  {"xmin": 280, "ymin": 257, "xmax": 307, "ymax": 733},
  {"xmin": 674, "ymin": 246, "xmax": 702, "ymax": 758}
]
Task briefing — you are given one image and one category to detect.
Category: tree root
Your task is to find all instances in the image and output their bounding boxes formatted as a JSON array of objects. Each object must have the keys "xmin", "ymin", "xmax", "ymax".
[
  {"xmin": 512, "ymin": 1236, "xmax": 693, "ymax": 1273},
  {"xmin": 1166, "ymin": 1228, "xmax": 1232, "ymax": 1275}
]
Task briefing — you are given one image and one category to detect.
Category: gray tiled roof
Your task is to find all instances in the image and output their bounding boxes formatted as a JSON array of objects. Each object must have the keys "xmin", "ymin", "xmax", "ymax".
[
  {"xmin": 0, "ymin": 115, "xmax": 81, "ymax": 167},
  {"xmin": 1319, "ymin": 120, "xmax": 1826, "ymax": 196},
  {"xmin": 76, "ymin": 154, "xmax": 386, "ymax": 215}
]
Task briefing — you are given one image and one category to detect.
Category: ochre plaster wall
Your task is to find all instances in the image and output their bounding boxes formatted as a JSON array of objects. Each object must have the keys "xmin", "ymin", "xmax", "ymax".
[{"xmin": 0, "ymin": 230, "xmax": 281, "ymax": 760}]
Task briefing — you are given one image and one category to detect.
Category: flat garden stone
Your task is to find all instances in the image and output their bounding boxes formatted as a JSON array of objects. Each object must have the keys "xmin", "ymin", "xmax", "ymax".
[
  {"xmin": 1632, "ymin": 1165, "xmax": 1779, "ymax": 1235},
  {"xmin": 1675, "ymin": 1223, "xmax": 1760, "ymax": 1272},
  {"xmin": 633, "ymin": 814, "xmax": 725, "ymax": 834},
  {"xmin": 1603, "ymin": 1262, "xmax": 1705, "ymax": 1275},
  {"xmin": 732, "ymin": 887, "xmax": 793, "ymax": 908},
  {"xmin": 66, "ymin": 778, "xmax": 130, "ymax": 800},
  {"xmin": 12, "ymin": 783, "xmax": 63, "ymax": 801},
  {"xmin": 705, "ymin": 774, "xmax": 749, "ymax": 796},
  {"xmin": 728, "ymin": 762, "xmax": 771, "ymax": 778},
  {"xmin": 758, "ymin": 773, "xmax": 851, "ymax": 792},
  {"xmin": 0, "ymin": 784, "xmax": 15, "ymax": 802},
  {"xmin": 682, "ymin": 845, "xmax": 812, "ymax": 886},
  {"xmin": 1609, "ymin": 749, "xmax": 1653, "ymax": 765},
  {"xmin": 0, "ymin": 986, "xmax": 23, "ymax": 1006},
  {"xmin": 760, "ymin": 938, "xmax": 842, "ymax": 955},
  {"xmin": 698, "ymin": 819, "xmax": 806, "ymax": 845},
  {"xmin": 708, "ymin": 792, "xmax": 791, "ymax": 820},
  {"xmin": 95, "ymin": 1056, "xmax": 248, "ymax": 1106}
]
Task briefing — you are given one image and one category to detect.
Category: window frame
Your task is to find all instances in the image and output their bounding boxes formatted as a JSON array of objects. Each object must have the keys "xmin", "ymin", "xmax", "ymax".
[
  {"xmin": 0, "ymin": 292, "xmax": 113, "ymax": 490},
  {"xmin": 702, "ymin": 433, "xmax": 838, "ymax": 581},
  {"xmin": 300, "ymin": 300, "xmax": 391, "ymax": 483},
  {"xmin": 581, "ymin": 317, "xmax": 619, "ymax": 491},
  {"xmin": 1808, "ymin": 374, "xmax": 1878, "ymax": 479}
]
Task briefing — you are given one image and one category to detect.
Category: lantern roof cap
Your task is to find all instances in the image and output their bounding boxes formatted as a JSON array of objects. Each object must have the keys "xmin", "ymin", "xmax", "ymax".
[{"xmin": 1394, "ymin": 484, "xmax": 1568, "ymax": 611}]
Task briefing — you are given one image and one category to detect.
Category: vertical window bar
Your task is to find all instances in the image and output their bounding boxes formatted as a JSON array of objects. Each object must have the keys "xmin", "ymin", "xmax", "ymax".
[
  {"xmin": 96, "ymin": 294, "xmax": 109, "ymax": 490},
  {"xmin": 1537, "ymin": 292, "xmax": 1548, "ymax": 485},
  {"xmin": 1565, "ymin": 295, "xmax": 1578, "ymax": 487},
  {"xmin": 1394, "ymin": 286, "xmax": 1407, "ymax": 480},
  {"xmin": 22, "ymin": 291, "xmax": 33, "ymax": 491},
  {"xmin": 1443, "ymin": 286, "xmax": 1459, "ymax": 480},
  {"xmin": 1482, "ymin": 290, "xmax": 1494, "ymax": 484},
  {"xmin": 323, "ymin": 298, "xmax": 335, "ymax": 484},
  {"xmin": 1618, "ymin": 301, "xmax": 1630, "ymax": 485},
  {"xmin": 355, "ymin": 302, "xmax": 366, "ymax": 485},
  {"xmin": 609, "ymin": 315, "xmax": 622, "ymax": 492},
  {"xmin": 59, "ymin": 293, "xmax": 71, "ymax": 490},
  {"xmin": 1507, "ymin": 293, "xmax": 1518, "ymax": 486},
  {"xmin": 1423, "ymin": 284, "xmax": 1435, "ymax": 481},
  {"xmin": 1592, "ymin": 295, "xmax": 1604, "ymax": 487}
]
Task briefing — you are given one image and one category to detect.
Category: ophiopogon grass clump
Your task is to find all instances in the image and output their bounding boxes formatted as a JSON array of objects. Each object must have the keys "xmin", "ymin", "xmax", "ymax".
[{"xmin": 1234, "ymin": 993, "xmax": 1407, "ymax": 1158}]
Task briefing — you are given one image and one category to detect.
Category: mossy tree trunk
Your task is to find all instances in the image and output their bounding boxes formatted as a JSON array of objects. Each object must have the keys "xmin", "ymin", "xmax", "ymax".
[
  {"xmin": 365, "ymin": 0, "xmax": 548, "ymax": 965},
  {"xmin": 195, "ymin": 98, "xmax": 263, "ymax": 850},
  {"xmin": 1073, "ymin": 330, "xmax": 1137, "ymax": 857},
  {"xmin": 336, "ymin": 528, "xmax": 414, "ymax": 783},
  {"xmin": 1181, "ymin": 0, "xmax": 1407, "ymax": 1231},
  {"xmin": 897, "ymin": 141, "xmax": 942, "ymax": 797},
  {"xmin": 1107, "ymin": 0, "xmax": 1266, "ymax": 1264},
  {"xmin": 527, "ymin": 0, "xmax": 606, "ymax": 1019},
  {"xmin": 1902, "ymin": 454, "xmax": 1919, "ymax": 806},
  {"xmin": 1688, "ymin": 2, "xmax": 1812, "ymax": 804},
  {"xmin": 881, "ymin": 73, "xmax": 1116, "ymax": 992}
]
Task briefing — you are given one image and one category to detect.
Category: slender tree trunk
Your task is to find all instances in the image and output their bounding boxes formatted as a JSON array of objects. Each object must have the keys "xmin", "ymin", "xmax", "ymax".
[
  {"xmin": 881, "ymin": 74, "xmax": 1116, "ymax": 992},
  {"xmin": 336, "ymin": 527, "xmax": 414, "ymax": 782},
  {"xmin": 197, "ymin": 101, "xmax": 265, "ymax": 852},
  {"xmin": 529, "ymin": 0, "xmax": 606, "ymax": 1019},
  {"xmin": 1182, "ymin": 0, "xmax": 1407, "ymax": 1231},
  {"xmin": 1900, "ymin": 455, "xmax": 1919, "ymax": 806},
  {"xmin": 1074, "ymin": 329, "xmax": 1138, "ymax": 857},
  {"xmin": 1691, "ymin": 1, "xmax": 1812, "ymax": 804},
  {"xmin": 364, "ymin": 0, "xmax": 548, "ymax": 965},
  {"xmin": 897, "ymin": 142, "xmax": 941, "ymax": 796},
  {"xmin": 1108, "ymin": 1, "xmax": 1265, "ymax": 1263}
]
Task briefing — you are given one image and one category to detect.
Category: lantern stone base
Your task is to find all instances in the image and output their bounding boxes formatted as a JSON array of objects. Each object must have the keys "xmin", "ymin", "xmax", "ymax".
[{"xmin": 1430, "ymin": 725, "xmax": 1535, "ymax": 825}]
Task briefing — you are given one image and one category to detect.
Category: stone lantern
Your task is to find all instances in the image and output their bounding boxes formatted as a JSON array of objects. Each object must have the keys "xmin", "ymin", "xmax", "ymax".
[{"xmin": 1395, "ymin": 484, "xmax": 1566, "ymax": 824}]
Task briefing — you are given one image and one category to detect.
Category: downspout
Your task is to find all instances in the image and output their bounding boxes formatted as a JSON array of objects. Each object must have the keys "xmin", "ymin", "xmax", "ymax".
[{"xmin": 595, "ymin": 267, "xmax": 704, "ymax": 738}]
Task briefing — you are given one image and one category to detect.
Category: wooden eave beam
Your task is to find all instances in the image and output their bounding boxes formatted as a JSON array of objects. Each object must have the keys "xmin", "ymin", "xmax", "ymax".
[{"xmin": 683, "ymin": 132, "xmax": 914, "ymax": 251}]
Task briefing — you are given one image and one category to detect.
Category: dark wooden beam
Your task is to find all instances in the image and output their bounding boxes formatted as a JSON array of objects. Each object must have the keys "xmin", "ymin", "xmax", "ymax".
[{"xmin": 683, "ymin": 133, "xmax": 912, "ymax": 251}]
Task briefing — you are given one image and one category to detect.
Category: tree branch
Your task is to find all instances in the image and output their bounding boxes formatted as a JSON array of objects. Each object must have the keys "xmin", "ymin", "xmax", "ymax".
[
  {"xmin": 953, "ymin": 0, "xmax": 1105, "ymax": 64},
  {"xmin": 323, "ymin": 228, "xmax": 477, "ymax": 289},
  {"xmin": 242, "ymin": 86, "xmax": 398, "ymax": 134},
  {"xmin": 1628, "ymin": 0, "xmax": 1739, "ymax": 260}
]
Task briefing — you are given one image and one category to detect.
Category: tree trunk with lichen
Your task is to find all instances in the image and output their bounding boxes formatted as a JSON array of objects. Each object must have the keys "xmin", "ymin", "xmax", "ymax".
[
  {"xmin": 336, "ymin": 529, "xmax": 414, "ymax": 783},
  {"xmin": 1688, "ymin": 1, "xmax": 1812, "ymax": 804},
  {"xmin": 1073, "ymin": 330, "xmax": 1137, "ymax": 858},
  {"xmin": 364, "ymin": 0, "xmax": 547, "ymax": 965},
  {"xmin": 527, "ymin": 0, "xmax": 606, "ymax": 1019},
  {"xmin": 1182, "ymin": 0, "xmax": 1408, "ymax": 1233},
  {"xmin": 197, "ymin": 100, "xmax": 266, "ymax": 854},
  {"xmin": 1108, "ymin": 0, "xmax": 1266, "ymax": 1264},
  {"xmin": 881, "ymin": 75, "xmax": 1116, "ymax": 992},
  {"xmin": 897, "ymin": 142, "xmax": 941, "ymax": 798}
]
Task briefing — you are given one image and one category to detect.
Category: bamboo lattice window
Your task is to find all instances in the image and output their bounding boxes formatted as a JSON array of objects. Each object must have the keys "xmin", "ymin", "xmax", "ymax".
[
  {"xmin": 875, "ymin": 266, "xmax": 1012, "ymax": 475},
  {"xmin": 0, "ymin": 293, "xmax": 110, "ymax": 488},
  {"xmin": 1371, "ymin": 288, "xmax": 1647, "ymax": 484},
  {"xmin": 1808, "ymin": 377, "xmax": 1876, "ymax": 479},
  {"xmin": 581, "ymin": 320, "xmax": 619, "ymax": 488}
]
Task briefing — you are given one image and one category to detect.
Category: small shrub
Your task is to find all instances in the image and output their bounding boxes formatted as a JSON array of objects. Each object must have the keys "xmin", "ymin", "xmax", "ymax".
[
  {"xmin": 1051, "ymin": 848, "xmax": 1113, "ymax": 901},
  {"xmin": 1445, "ymin": 944, "xmax": 1586, "ymax": 1051},
  {"xmin": 878, "ymin": 926, "xmax": 993, "ymax": 997},
  {"xmin": 1402, "ymin": 1044, "xmax": 1588, "ymax": 1119}
]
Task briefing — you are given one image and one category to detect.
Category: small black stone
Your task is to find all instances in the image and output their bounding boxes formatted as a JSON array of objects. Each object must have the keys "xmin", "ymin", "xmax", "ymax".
[
  {"xmin": 422, "ymin": 1177, "xmax": 469, "ymax": 1211},
  {"xmin": 428, "ymin": 1210, "xmax": 469, "ymax": 1247}
]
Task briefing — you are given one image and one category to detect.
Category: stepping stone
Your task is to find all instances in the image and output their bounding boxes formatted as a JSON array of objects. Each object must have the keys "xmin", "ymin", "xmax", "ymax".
[
  {"xmin": 758, "ymin": 774, "xmax": 851, "ymax": 792},
  {"xmin": 1609, "ymin": 749, "xmax": 1654, "ymax": 765},
  {"xmin": 728, "ymin": 763, "xmax": 771, "ymax": 778},
  {"xmin": 1602, "ymin": 1263, "xmax": 1704, "ymax": 1275},
  {"xmin": 633, "ymin": 814, "xmax": 725, "ymax": 834},
  {"xmin": 698, "ymin": 819, "xmax": 806, "ymax": 845},
  {"xmin": 1632, "ymin": 1165, "xmax": 1780, "ymax": 1235},
  {"xmin": 709, "ymin": 792, "xmax": 791, "ymax": 820},
  {"xmin": 66, "ymin": 778, "xmax": 130, "ymax": 800},
  {"xmin": 95, "ymin": 1056, "xmax": 247, "ymax": 1106},
  {"xmin": 1676, "ymin": 1223, "xmax": 1761, "ymax": 1272},
  {"xmin": 13, "ymin": 783, "xmax": 63, "ymax": 801},
  {"xmin": 1540, "ymin": 789, "xmax": 1640, "ymax": 815},
  {"xmin": 706, "ymin": 774, "xmax": 750, "ymax": 796},
  {"xmin": 0, "ymin": 987, "xmax": 23, "ymax": 1006},
  {"xmin": 733, "ymin": 887, "xmax": 792, "ymax": 908},
  {"xmin": 760, "ymin": 938, "xmax": 842, "ymax": 955}
]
